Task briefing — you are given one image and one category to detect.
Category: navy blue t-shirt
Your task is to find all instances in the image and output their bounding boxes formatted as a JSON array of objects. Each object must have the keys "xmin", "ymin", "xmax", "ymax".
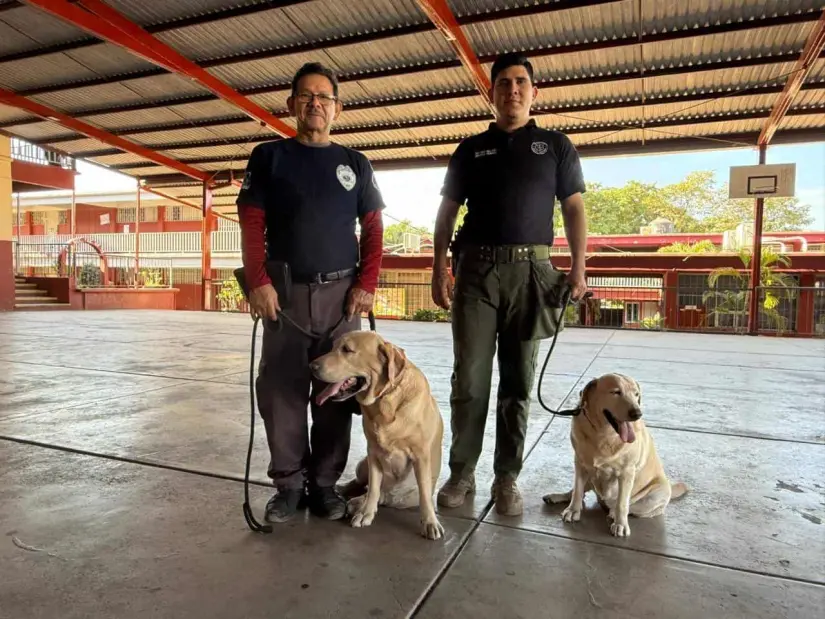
[
  {"xmin": 441, "ymin": 119, "xmax": 586, "ymax": 246},
  {"xmin": 236, "ymin": 138, "xmax": 385, "ymax": 277}
]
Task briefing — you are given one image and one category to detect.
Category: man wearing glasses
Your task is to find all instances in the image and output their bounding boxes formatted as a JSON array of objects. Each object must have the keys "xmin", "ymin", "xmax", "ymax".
[{"xmin": 237, "ymin": 62, "xmax": 385, "ymax": 524}]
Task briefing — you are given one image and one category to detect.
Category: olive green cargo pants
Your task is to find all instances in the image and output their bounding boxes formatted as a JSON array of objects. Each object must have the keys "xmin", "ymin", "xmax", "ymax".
[{"xmin": 448, "ymin": 246, "xmax": 548, "ymax": 480}]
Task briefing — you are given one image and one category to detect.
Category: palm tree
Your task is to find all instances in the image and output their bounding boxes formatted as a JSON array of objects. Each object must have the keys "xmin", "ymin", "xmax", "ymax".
[{"xmin": 703, "ymin": 247, "xmax": 797, "ymax": 333}]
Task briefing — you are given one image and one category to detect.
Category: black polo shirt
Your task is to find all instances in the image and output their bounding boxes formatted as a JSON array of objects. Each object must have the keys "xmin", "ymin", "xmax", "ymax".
[
  {"xmin": 236, "ymin": 138, "xmax": 385, "ymax": 277},
  {"xmin": 441, "ymin": 119, "xmax": 586, "ymax": 246}
]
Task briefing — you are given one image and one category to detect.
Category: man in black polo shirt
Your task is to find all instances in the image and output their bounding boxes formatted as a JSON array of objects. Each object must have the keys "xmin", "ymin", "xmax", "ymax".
[
  {"xmin": 430, "ymin": 53, "xmax": 588, "ymax": 516},
  {"xmin": 237, "ymin": 62, "xmax": 385, "ymax": 523}
]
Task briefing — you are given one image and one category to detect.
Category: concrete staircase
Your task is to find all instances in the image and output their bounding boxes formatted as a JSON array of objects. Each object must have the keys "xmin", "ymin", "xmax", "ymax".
[{"xmin": 14, "ymin": 277, "xmax": 71, "ymax": 311}]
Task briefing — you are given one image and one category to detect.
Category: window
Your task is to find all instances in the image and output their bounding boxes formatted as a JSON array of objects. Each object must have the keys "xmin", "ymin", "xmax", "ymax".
[{"xmin": 625, "ymin": 302, "xmax": 640, "ymax": 323}]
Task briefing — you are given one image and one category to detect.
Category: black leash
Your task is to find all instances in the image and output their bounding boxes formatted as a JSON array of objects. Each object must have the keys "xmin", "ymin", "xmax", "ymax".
[
  {"xmin": 536, "ymin": 286, "xmax": 594, "ymax": 418},
  {"xmin": 242, "ymin": 309, "xmax": 377, "ymax": 534}
]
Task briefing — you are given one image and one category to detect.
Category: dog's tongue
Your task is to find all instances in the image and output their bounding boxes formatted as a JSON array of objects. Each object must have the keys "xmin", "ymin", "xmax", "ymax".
[
  {"xmin": 619, "ymin": 421, "xmax": 636, "ymax": 443},
  {"xmin": 316, "ymin": 381, "xmax": 345, "ymax": 406}
]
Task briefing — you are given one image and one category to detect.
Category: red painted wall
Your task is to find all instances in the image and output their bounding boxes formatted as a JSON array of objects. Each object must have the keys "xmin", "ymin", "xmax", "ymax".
[
  {"xmin": 11, "ymin": 160, "xmax": 76, "ymax": 191},
  {"xmin": 175, "ymin": 283, "xmax": 203, "ymax": 311},
  {"xmin": 0, "ymin": 241, "xmax": 13, "ymax": 312},
  {"xmin": 27, "ymin": 277, "xmax": 71, "ymax": 303},
  {"xmin": 79, "ymin": 288, "xmax": 178, "ymax": 310},
  {"xmin": 18, "ymin": 205, "xmax": 216, "ymax": 236}
]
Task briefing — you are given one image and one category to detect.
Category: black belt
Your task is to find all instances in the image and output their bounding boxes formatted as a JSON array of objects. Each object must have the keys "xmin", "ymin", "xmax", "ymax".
[
  {"xmin": 461, "ymin": 244, "xmax": 551, "ymax": 263},
  {"xmin": 292, "ymin": 267, "xmax": 356, "ymax": 284}
]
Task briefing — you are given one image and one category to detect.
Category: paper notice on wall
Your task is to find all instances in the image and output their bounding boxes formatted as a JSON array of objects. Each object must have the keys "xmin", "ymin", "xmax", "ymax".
[
  {"xmin": 100, "ymin": 213, "xmax": 110, "ymax": 225},
  {"xmin": 123, "ymin": 224, "xmax": 129, "ymax": 234}
]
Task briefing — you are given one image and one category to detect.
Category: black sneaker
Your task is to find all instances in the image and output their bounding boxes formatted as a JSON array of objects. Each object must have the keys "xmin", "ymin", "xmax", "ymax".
[
  {"xmin": 306, "ymin": 485, "xmax": 346, "ymax": 520},
  {"xmin": 264, "ymin": 486, "xmax": 305, "ymax": 523}
]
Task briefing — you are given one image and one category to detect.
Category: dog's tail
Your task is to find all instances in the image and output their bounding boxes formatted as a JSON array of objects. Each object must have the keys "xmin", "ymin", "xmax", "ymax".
[{"xmin": 670, "ymin": 481, "xmax": 689, "ymax": 500}]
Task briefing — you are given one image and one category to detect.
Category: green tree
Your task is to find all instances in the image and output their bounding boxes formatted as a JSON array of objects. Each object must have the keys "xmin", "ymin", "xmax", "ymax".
[
  {"xmin": 384, "ymin": 219, "xmax": 427, "ymax": 245},
  {"xmin": 455, "ymin": 203, "xmax": 467, "ymax": 229},
  {"xmin": 696, "ymin": 195, "xmax": 813, "ymax": 233},
  {"xmin": 551, "ymin": 171, "xmax": 814, "ymax": 236},
  {"xmin": 657, "ymin": 240, "xmax": 718, "ymax": 254},
  {"xmin": 703, "ymin": 247, "xmax": 797, "ymax": 332}
]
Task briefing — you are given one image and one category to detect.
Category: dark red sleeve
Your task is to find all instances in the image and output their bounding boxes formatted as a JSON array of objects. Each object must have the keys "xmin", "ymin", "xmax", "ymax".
[
  {"xmin": 355, "ymin": 209, "xmax": 383, "ymax": 294},
  {"xmin": 237, "ymin": 203, "xmax": 270, "ymax": 290}
]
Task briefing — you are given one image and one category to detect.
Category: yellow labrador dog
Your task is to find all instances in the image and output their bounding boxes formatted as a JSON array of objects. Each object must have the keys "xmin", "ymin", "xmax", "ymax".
[
  {"xmin": 311, "ymin": 331, "xmax": 445, "ymax": 540},
  {"xmin": 543, "ymin": 373, "xmax": 687, "ymax": 538}
]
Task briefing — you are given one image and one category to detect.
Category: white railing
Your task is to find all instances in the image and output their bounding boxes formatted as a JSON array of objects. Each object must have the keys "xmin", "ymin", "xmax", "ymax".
[
  {"xmin": 13, "ymin": 232, "xmax": 242, "ymax": 255},
  {"xmin": 212, "ymin": 230, "xmax": 241, "ymax": 252}
]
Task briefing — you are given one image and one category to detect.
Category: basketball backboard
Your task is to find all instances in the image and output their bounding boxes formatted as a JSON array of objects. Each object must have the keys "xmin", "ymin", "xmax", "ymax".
[{"xmin": 729, "ymin": 163, "xmax": 796, "ymax": 199}]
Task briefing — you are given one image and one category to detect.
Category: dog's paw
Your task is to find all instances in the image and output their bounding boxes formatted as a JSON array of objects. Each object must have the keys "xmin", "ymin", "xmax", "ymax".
[
  {"xmin": 610, "ymin": 520, "xmax": 631, "ymax": 538},
  {"xmin": 420, "ymin": 517, "xmax": 445, "ymax": 541},
  {"xmin": 543, "ymin": 492, "xmax": 571, "ymax": 505},
  {"xmin": 350, "ymin": 506, "xmax": 377, "ymax": 528},
  {"xmin": 561, "ymin": 505, "xmax": 582, "ymax": 523},
  {"xmin": 346, "ymin": 495, "xmax": 365, "ymax": 518}
]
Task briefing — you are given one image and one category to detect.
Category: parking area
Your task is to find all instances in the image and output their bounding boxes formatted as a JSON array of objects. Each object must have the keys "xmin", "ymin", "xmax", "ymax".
[{"xmin": 1, "ymin": 310, "xmax": 823, "ymax": 618}]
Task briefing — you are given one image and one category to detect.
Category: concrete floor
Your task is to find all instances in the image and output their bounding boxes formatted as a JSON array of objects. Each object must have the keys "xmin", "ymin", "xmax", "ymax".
[{"xmin": 0, "ymin": 310, "xmax": 823, "ymax": 619}]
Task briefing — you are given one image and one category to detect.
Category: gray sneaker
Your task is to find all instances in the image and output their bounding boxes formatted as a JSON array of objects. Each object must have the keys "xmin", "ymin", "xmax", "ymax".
[
  {"xmin": 437, "ymin": 473, "xmax": 475, "ymax": 508},
  {"xmin": 491, "ymin": 476, "xmax": 523, "ymax": 516}
]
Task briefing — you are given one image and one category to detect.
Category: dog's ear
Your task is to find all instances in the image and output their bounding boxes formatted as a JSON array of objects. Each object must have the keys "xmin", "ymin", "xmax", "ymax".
[
  {"xmin": 579, "ymin": 377, "xmax": 598, "ymax": 408},
  {"xmin": 379, "ymin": 340, "xmax": 407, "ymax": 384}
]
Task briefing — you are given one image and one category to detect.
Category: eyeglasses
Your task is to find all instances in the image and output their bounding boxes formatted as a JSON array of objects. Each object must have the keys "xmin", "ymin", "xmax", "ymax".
[{"xmin": 295, "ymin": 92, "xmax": 337, "ymax": 106}]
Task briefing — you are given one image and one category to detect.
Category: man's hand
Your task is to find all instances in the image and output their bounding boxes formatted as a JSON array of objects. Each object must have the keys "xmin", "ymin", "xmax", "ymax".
[
  {"xmin": 347, "ymin": 287, "xmax": 374, "ymax": 320},
  {"xmin": 565, "ymin": 266, "xmax": 587, "ymax": 301},
  {"xmin": 431, "ymin": 268, "xmax": 453, "ymax": 310},
  {"xmin": 249, "ymin": 283, "xmax": 280, "ymax": 321}
]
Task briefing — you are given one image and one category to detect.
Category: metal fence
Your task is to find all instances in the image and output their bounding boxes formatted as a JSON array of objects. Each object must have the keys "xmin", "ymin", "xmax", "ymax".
[
  {"xmin": 13, "ymin": 231, "xmax": 240, "ymax": 256},
  {"xmin": 205, "ymin": 278, "xmax": 823, "ymax": 337},
  {"xmin": 11, "ymin": 138, "xmax": 74, "ymax": 169},
  {"xmin": 13, "ymin": 242, "xmax": 173, "ymax": 289},
  {"xmin": 16, "ymin": 240, "xmax": 823, "ymax": 338}
]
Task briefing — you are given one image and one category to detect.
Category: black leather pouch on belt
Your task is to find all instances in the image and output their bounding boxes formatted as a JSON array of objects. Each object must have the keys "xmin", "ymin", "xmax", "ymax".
[
  {"xmin": 233, "ymin": 260, "xmax": 293, "ymax": 309},
  {"xmin": 522, "ymin": 259, "xmax": 568, "ymax": 341}
]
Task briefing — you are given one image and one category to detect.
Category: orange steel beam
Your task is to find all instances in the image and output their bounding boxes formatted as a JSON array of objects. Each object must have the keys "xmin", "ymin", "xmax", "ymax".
[
  {"xmin": 0, "ymin": 87, "xmax": 211, "ymax": 182},
  {"xmin": 141, "ymin": 186, "xmax": 239, "ymax": 224},
  {"xmin": 413, "ymin": 0, "xmax": 495, "ymax": 115},
  {"xmin": 758, "ymin": 8, "xmax": 825, "ymax": 146},
  {"xmin": 23, "ymin": 0, "xmax": 296, "ymax": 139}
]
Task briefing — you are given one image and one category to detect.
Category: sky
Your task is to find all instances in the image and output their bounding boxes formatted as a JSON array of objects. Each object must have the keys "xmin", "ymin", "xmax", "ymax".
[{"xmin": 75, "ymin": 141, "xmax": 825, "ymax": 232}]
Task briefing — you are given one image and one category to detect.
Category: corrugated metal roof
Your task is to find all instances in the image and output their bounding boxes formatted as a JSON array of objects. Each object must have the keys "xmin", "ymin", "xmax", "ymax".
[
  {"xmin": 154, "ymin": 0, "xmax": 428, "ymax": 63},
  {"xmin": 0, "ymin": 0, "xmax": 822, "ymax": 184},
  {"xmin": 0, "ymin": 5, "xmax": 87, "ymax": 54},
  {"xmin": 88, "ymin": 101, "xmax": 243, "ymax": 129},
  {"xmin": 27, "ymin": 77, "xmax": 208, "ymax": 112},
  {"xmin": 465, "ymin": 2, "xmax": 638, "ymax": 58},
  {"xmin": 103, "ymin": 0, "xmax": 255, "ymax": 27}
]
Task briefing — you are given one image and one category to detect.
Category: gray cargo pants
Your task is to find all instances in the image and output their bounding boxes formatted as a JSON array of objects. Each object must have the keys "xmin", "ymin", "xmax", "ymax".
[{"xmin": 256, "ymin": 276, "xmax": 360, "ymax": 490}]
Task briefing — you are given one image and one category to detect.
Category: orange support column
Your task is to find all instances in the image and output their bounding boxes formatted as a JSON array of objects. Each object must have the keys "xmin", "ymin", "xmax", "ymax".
[
  {"xmin": 202, "ymin": 183, "xmax": 214, "ymax": 311},
  {"xmin": 134, "ymin": 184, "xmax": 141, "ymax": 287},
  {"xmin": 747, "ymin": 145, "xmax": 767, "ymax": 335},
  {"xmin": 0, "ymin": 135, "xmax": 14, "ymax": 311},
  {"xmin": 663, "ymin": 271, "xmax": 679, "ymax": 330},
  {"xmin": 797, "ymin": 273, "xmax": 816, "ymax": 336}
]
